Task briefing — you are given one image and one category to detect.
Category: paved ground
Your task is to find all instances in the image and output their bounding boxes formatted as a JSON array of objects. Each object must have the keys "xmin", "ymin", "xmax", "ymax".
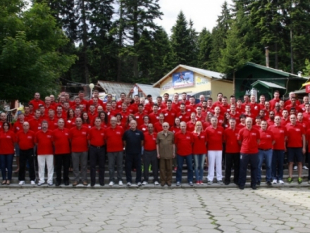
[{"xmin": 0, "ymin": 187, "xmax": 310, "ymax": 233}]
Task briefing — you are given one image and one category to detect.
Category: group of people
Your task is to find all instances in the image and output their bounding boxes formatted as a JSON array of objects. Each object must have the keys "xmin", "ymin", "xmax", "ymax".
[{"xmin": 0, "ymin": 89, "xmax": 309, "ymax": 189}]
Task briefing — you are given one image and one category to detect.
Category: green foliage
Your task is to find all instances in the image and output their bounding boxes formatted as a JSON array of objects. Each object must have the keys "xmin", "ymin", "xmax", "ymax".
[{"xmin": 0, "ymin": 2, "xmax": 76, "ymax": 102}]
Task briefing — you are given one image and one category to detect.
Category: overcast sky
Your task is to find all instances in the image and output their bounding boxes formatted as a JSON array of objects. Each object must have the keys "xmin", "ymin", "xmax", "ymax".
[{"xmin": 155, "ymin": 0, "xmax": 233, "ymax": 35}]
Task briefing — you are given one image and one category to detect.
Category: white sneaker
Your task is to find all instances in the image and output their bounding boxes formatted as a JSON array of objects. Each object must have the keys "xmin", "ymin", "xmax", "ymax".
[
  {"xmin": 109, "ymin": 181, "xmax": 114, "ymax": 186},
  {"xmin": 37, "ymin": 182, "xmax": 44, "ymax": 186},
  {"xmin": 142, "ymin": 181, "xmax": 148, "ymax": 185},
  {"xmin": 47, "ymin": 183, "xmax": 53, "ymax": 186},
  {"xmin": 127, "ymin": 182, "xmax": 131, "ymax": 186},
  {"xmin": 278, "ymin": 180, "xmax": 285, "ymax": 184},
  {"xmin": 137, "ymin": 182, "xmax": 142, "ymax": 186},
  {"xmin": 293, "ymin": 166, "xmax": 297, "ymax": 170},
  {"xmin": 30, "ymin": 180, "xmax": 36, "ymax": 185},
  {"xmin": 303, "ymin": 166, "xmax": 308, "ymax": 170},
  {"xmin": 154, "ymin": 181, "xmax": 159, "ymax": 185},
  {"xmin": 272, "ymin": 179, "xmax": 277, "ymax": 184},
  {"xmin": 19, "ymin": 181, "xmax": 25, "ymax": 185},
  {"xmin": 118, "ymin": 181, "xmax": 123, "ymax": 186}
]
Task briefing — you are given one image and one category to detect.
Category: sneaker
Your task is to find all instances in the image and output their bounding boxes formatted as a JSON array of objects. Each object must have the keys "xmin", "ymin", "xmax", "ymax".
[
  {"xmin": 154, "ymin": 181, "xmax": 159, "ymax": 185},
  {"xmin": 127, "ymin": 182, "xmax": 131, "ymax": 187},
  {"xmin": 176, "ymin": 181, "xmax": 180, "ymax": 186},
  {"xmin": 266, "ymin": 181, "xmax": 272, "ymax": 186},
  {"xmin": 142, "ymin": 181, "xmax": 148, "ymax": 185},
  {"xmin": 118, "ymin": 181, "xmax": 123, "ymax": 186},
  {"xmin": 37, "ymin": 182, "xmax": 44, "ymax": 186},
  {"xmin": 47, "ymin": 183, "xmax": 53, "ymax": 186},
  {"xmin": 200, "ymin": 181, "xmax": 203, "ymax": 185},
  {"xmin": 19, "ymin": 181, "xmax": 25, "ymax": 186},
  {"xmin": 272, "ymin": 179, "xmax": 277, "ymax": 184},
  {"xmin": 217, "ymin": 180, "xmax": 223, "ymax": 185},
  {"xmin": 109, "ymin": 181, "xmax": 114, "ymax": 186},
  {"xmin": 298, "ymin": 177, "xmax": 303, "ymax": 184},
  {"xmin": 256, "ymin": 181, "xmax": 261, "ymax": 186},
  {"xmin": 278, "ymin": 180, "xmax": 285, "ymax": 184},
  {"xmin": 189, "ymin": 182, "xmax": 193, "ymax": 186},
  {"xmin": 287, "ymin": 177, "xmax": 293, "ymax": 183},
  {"xmin": 207, "ymin": 180, "xmax": 212, "ymax": 185},
  {"xmin": 293, "ymin": 166, "xmax": 297, "ymax": 170},
  {"xmin": 303, "ymin": 166, "xmax": 308, "ymax": 170},
  {"xmin": 196, "ymin": 181, "xmax": 200, "ymax": 185},
  {"xmin": 30, "ymin": 180, "xmax": 36, "ymax": 185},
  {"xmin": 137, "ymin": 182, "xmax": 142, "ymax": 186}
]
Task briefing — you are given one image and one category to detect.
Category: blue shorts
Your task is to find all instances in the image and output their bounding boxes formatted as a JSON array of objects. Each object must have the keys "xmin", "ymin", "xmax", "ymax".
[{"xmin": 287, "ymin": 147, "xmax": 303, "ymax": 163}]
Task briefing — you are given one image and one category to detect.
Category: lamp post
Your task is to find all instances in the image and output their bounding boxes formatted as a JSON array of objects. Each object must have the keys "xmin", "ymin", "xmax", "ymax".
[{"xmin": 89, "ymin": 83, "xmax": 94, "ymax": 99}]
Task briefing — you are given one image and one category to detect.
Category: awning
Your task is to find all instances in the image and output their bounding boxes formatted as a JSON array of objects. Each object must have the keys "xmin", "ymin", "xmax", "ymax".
[{"xmin": 251, "ymin": 80, "xmax": 286, "ymax": 89}]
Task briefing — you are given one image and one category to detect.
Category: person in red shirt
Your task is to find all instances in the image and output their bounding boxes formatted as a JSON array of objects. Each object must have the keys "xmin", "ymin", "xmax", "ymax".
[
  {"xmin": 269, "ymin": 90, "xmax": 280, "ymax": 110},
  {"xmin": 186, "ymin": 112, "xmax": 196, "ymax": 132},
  {"xmin": 286, "ymin": 114, "xmax": 306, "ymax": 184},
  {"xmin": 171, "ymin": 117, "xmax": 181, "ymax": 134},
  {"xmin": 16, "ymin": 122, "xmax": 36, "ymax": 185},
  {"xmin": 257, "ymin": 120, "xmax": 274, "ymax": 186},
  {"xmin": 29, "ymin": 92, "xmax": 44, "ymax": 110},
  {"xmin": 35, "ymin": 121, "xmax": 54, "ymax": 186},
  {"xmin": 195, "ymin": 105, "xmax": 206, "ymax": 123},
  {"xmin": 156, "ymin": 96, "xmax": 166, "ymax": 112},
  {"xmin": 55, "ymin": 105, "xmax": 67, "ymax": 121},
  {"xmin": 106, "ymin": 117, "xmax": 124, "ymax": 186},
  {"xmin": 174, "ymin": 121, "xmax": 194, "ymax": 186},
  {"xmin": 237, "ymin": 117, "xmax": 260, "ymax": 190},
  {"xmin": 280, "ymin": 109, "xmax": 289, "ymax": 127},
  {"xmin": 52, "ymin": 118, "xmax": 71, "ymax": 186},
  {"xmin": 0, "ymin": 122, "xmax": 16, "ymax": 184},
  {"xmin": 88, "ymin": 117, "xmax": 106, "ymax": 187},
  {"xmin": 47, "ymin": 109, "xmax": 58, "ymax": 131},
  {"xmin": 205, "ymin": 117, "xmax": 224, "ymax": 185},
  {"xmin": 285, "ymin": 92, "xmax": 301, "ymax": 107},
  {"xmin": 180, "ymin": 92, "xmax": 190, "ymax": 105},
  {"xmin": 171, "ymin": 93, "xmax": 181, "ymax": 112},
  {"xmin": 302, "ymin": 103, "xmax": 310, "ymax": 121},
  {"xmin": 154, "ymin": 113, "xmax": 165, "ymax": 133},
  {"xmin": 214, "ymin": 106, "xmax": 224, "ymax": 126},
  {"xmin": 161, "ymin": 100, "xmax": 177, "ymax": 127},
  {"xmin": 69, "ymin": 117, "xmax": 89, "ymax": 186},
  {"xmin": 268, "ymin": 116, "xmax": 287, "ymax": 184},
  {"xmin": 267, "ymin": 111, "xmax": 275, "ymax": 126},
  {"xmin": 144, "ymin": 94, "xmax": 154, "ymax": 113},
  {"xmin": 212, "ymin": 92, "xmax": 223, "ymax": 108},
  {"xmin": 149, "ymin": 104, "xmax": 161, "ymax": 124},
  {"xmin": 66, "ymin": 108, "xmax": 76, "ymax": 129},
  {"xmin": 177, "ymin": 103, "xmax": 191, "ymax": 123},
  {"xmin": 223, "ymin": 118, "xmax": 240, "ymax": 185},
  {"xmin": 192, "ymin": 121, "xmax": 207, "ymax": 184},
  {"xmin": 134, "ymin": 104, "xmax": 147, "ymax": 126},
  {"xmin": 285, "ymin": 97, "xmax": 302, "ymax": 113},
  {"xmin": 142, "ymin": 124, "xmax": 159, "ymax": 185},
  {"xmin": 29, "ymin": 109, "xmax": 42, "ymax": 133},
  {"xmin": 44, "ymin": 96, "xmax": 55, "ymax": 115}
]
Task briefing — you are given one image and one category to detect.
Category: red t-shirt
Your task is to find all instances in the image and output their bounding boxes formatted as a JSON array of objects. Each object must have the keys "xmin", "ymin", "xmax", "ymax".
[
  {"xmin": 161, "ymin": 108, "xmax": 177, "ymax": 127},
  {"xmin": 224, "ymin": 127, "xmax": 240, "ymax": 153},
  {"xmin": 13, "ymin": 120, "xmax": 24, "ymax": 133},
  {"xmin": 170, "ymin": 126, "xmax": 180, "ymax": 134},
  {"xmin": 29, "ymin": 99, "xmax": 44, "ymax": 110},
  {"xmin": 154, "ymin": 122, "xmax": 164, "ymax": 133},
  {"xmin": 268, "ymin": 125, "xmax": 286, "ymax": 150},
  {"xmin": 65, "ymin": 118, "xmax": 76, "ymax": 129},
  {"xmin": 134, "ymin": 112, "xmax": 147, "ymax": 126},
  {"xmin": 238, "ymin": 127, "xmax": 260, "ymax": 154},
  {"xmin": 174, "ymin": 131, "xmax": 193, "ymax": 156},
  {"xmin": 17, "ymin": 130, "xmax": 35, "ymax": 150},
  {"xmin": 29, "ymin": 118, "xmax": 42, "ymax": 132},
  {"xmin": 52, "ymin": 128, "xmax": 70, "ymax": 154},
  {"xmin": 303, "ymin": 112, "xmax": 310, "ymax": 122},
  {"xmin": 35, "ymin": 130, "xmax": 53, "ymax": 155},
  {"xmin": 186, "ymin": 121, "xmax": 196, "ymax": 132},
  {"xmin": 47, "ymin": 118, "xmax": 58, "ymax": 131},
  {"xmin": 192, "ymin": 131, "xmax": 207, "ymax": 154},
  {"xmin": 105, "ymin": 126, "xmax": 124, "ymax": 152},
  {"xmin": 205, "ymin": 126, "xmax": 224, "ymax": 151},
  {"xmin": 149, "ymin": 112, "xmax": 160, "ymax": 124},
  {"xmin": 88, "ymin": 127, "xmax": 106, "ymax": 147},
  {"xmin": 69, "ymin": 126, "xmax": 89, "ymax": 152},
  {"xmin": 0, "ymin": 130, "xmax": 16, "ymax": 154},
  {"xmin": 285, "ymin": 123, "xmax": 305, "ymax": 148},
  {"xmin": 143, "ymin": 132, "xmax": 157, "ymax": 151},
  {"xmin": 177, "ymin": 112, "xmax": 191, "ymax": 122},
  {"xmin": 258, "ymin": 129, "xmax": 274, "ymax": 150}
]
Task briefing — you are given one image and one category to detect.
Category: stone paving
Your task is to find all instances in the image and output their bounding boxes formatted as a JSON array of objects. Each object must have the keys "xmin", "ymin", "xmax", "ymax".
[{"xmin": 0, "ymin": 187, "xmax": 310, "ymax": 233}]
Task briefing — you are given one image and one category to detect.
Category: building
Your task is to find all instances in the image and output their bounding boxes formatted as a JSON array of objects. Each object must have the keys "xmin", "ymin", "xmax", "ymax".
[
  {"xmin": 152, "ymin": 64, "xmax": 233, "ymax": 100},
  {"xmin": 227, "ymin": 62, "xmax": 308, "ymax": 100}
]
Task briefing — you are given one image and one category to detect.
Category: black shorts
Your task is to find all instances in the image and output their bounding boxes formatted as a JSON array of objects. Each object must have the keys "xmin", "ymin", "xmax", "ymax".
[{"xmin": 287, "ymin": 147, "xmax": 303, "ymax": 163}]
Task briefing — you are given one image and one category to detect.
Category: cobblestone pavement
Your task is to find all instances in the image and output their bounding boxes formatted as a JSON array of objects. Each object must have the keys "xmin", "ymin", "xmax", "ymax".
[{"xmin": 1, "ymin": 187, "xmax": 310, "ymax": 233}]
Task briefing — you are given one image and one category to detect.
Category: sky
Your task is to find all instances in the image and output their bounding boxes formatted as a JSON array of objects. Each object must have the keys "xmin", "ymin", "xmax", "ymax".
[{"xmin": 155, "ymin": 0, "xmax": 233, "ymax": 35}]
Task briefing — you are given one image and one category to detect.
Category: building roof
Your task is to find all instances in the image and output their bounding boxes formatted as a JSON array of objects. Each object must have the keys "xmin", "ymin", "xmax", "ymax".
[
  {"xmin": 251, "ymin": 80, "xmax": 286, "ymax": 89},
  {"xmin": 97, "ymin": 81, "xmax": 133, "ymax": 97},
  {"xmin": 244, "ymin": 62, "xmax": 307, "ymax": 79},
  {"xmin": 135, "ymin": 83, "xmax": 160, "ymax": 97},
  {"xmin": 153, "ymin": 64, "xmax": 225, "ymax": 88}
]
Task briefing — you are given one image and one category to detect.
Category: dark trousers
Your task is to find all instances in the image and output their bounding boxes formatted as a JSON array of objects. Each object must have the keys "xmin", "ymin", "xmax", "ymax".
[
  {"xmin": 108, "ymin": 151, "xmax": 123, "ymax": 182},
  {"xmin": 224, "ymin": 153, "xmax": 240, "ymax": 184},
  {"xmin": 54, "ymin": 154, "xmax": 70, "ymax": 183},
  {"xmin": 0, "ymin": 154, "xmax": 14, "ymax": 180},
  {"xmin": 125, "ymin": 153, "xmax": 141, "ymax": 183},
  {"xmin": 143, "ymin": 150, "xmax": 158, "ymax": 182},
  {"xmin": 238, "ymin": 153, "xmax": 258, "ymax": 188},
  {"xmin": 272, "ymin": 150, "xmax": 284, "ymax": 181},
  {"xmin": 89, "ymin": 146, "xmax": 106, "ymax": 186},
  {"xmin": 19, "ymin": 149, "xmax": 35, "ymax": 181}
]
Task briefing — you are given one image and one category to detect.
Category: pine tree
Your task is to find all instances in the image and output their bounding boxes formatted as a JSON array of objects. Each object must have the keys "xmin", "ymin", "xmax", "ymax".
[{"xmin": 197, "ymin": 28, "xmax": 212, "ymax": 69}]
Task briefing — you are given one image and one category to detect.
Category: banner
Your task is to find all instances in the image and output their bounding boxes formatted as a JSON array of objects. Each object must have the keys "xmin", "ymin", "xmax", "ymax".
[{"xmin": 172, "ymin": 71, "xmax": 194, "ymax": 89}]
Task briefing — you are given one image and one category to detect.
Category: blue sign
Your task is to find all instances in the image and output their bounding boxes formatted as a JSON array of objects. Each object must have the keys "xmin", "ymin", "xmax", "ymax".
[{"xmin": 172, "ymin": 71, "xmax": 194, "ymax": 89}]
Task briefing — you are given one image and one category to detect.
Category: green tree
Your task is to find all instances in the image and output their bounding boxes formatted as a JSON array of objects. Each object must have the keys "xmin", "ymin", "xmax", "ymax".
[
  {"xmin": 197, "ymin": 27, "xmax": 212, "ymax": 69},
  {"xmin": 170, "ymin": 11, "xmax": 196, "ymax": 67},
  {"xmin": 0, "ymin": 2, "xmax": 76, "ymax": 102}
]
